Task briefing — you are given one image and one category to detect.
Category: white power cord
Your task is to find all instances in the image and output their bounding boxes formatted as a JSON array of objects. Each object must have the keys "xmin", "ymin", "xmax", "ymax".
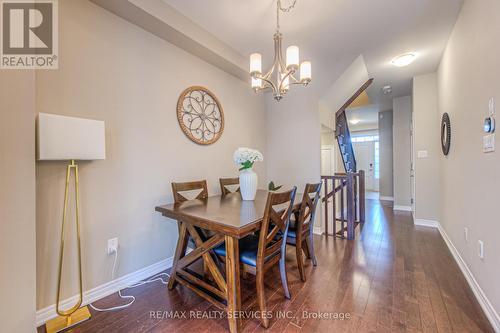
[{"xmin": 89, "ymin": 248, "xmax": 170, "ymax": 312}]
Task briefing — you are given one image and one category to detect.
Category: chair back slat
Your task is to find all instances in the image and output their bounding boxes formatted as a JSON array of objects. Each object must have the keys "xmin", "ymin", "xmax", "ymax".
[
  {"xmin": 219, "ymin": 177, "xmax": 240, "ymax": 196},
  {"xmin": 257, "ymin": 187, "xmax": 297, "ymax": 265},
  {"xmin": 296, "ymin": 183, "xmax": 322, "ymax": 238},
  {"xmin": 172, "ymin": 180, "xmax": 208, "ymax": 203}
]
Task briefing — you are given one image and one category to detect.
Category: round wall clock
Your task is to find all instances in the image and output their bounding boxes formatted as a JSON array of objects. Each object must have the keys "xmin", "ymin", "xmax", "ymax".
[
  {"xmin": 441, "ymin": 112, "xmax": 451, "ymax": 155},
  {"xmin": 176, "ymin": 86, "xmax": 224, "ymax": 145}
]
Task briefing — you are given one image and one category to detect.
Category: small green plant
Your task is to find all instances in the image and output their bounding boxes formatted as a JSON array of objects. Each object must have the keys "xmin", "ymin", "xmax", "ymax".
[{"xmin": 268, "ymin": 181, "xmax": 283, "ymax": 191}]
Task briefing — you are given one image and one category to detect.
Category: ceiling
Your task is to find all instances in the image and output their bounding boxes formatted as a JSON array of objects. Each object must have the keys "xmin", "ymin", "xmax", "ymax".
[{"xmin": 164, "ymin": 0, "xmax": 463, "ymax": 110}]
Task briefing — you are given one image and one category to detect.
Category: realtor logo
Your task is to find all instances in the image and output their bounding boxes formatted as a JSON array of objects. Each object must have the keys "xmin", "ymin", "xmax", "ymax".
[{"xmin": 1, "ymin": 0, "xmax": 58, "ymax": 69}]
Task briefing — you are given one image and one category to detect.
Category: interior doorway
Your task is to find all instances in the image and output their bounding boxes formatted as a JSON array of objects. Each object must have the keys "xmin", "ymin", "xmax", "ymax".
[{"xmin": 351, "ymin": 134, "xmax": 380, "ymax": 192}]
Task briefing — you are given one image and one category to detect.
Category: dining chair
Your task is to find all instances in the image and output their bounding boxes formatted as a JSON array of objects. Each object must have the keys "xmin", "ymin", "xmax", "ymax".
[
  {"xmin": 286, "ymin": 183, "xmax": 322, "ymax": 282},
  {"xmin": 171, "ymin": 180, "xmax": 212, "ymax": 275},
  {"xmin": 214, "ymin": 187, "xmax": 297, "ymax": 328},
  {"xmin": 172, "ymin": 180, "xmax": 208, "ymax": 203},
  {"xmin": 219, "ymin": 177, "xmax": 240, "ymax": 196}
]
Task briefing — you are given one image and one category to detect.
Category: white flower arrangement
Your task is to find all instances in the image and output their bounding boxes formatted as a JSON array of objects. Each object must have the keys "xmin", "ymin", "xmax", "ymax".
[{"xmin": 233, "ymin": 147, "xmax": 263, "ymax": 171}]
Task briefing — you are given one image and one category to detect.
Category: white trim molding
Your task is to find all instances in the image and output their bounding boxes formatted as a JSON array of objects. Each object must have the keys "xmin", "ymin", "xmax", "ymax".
[
  {"xmin": 379, "ymin": 196, "xmax": 394, "ymax": 201},
  {"xmin": 36, "ymin": 256, "xmax": 174, "ymax": 327},
  {"xmin": 414, "ymin": 219, "xmax": 439, "ymax": 228},
  {"xmin": 437, "ymin": 224, "xmax": 500, "ymax": 332},
  {"xmin": 393, "ymin": 205, "xmax": 412, "ymax": 212}
]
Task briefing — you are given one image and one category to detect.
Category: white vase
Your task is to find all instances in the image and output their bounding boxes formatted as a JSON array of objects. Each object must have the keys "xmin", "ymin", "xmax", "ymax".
[{"xmin": 239, "ymin": 168, "xmax": 258, "ymax": 201}]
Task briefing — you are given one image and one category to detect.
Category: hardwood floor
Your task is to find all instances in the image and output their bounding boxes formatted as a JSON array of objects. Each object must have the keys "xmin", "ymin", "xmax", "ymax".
[{"xmin": 37, "ymin": 199, "xmax": 493, "ymax": 333}]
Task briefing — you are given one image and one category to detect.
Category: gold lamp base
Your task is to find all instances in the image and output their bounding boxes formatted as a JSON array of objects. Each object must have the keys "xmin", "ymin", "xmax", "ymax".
[
  {"xmin": 46, "ymin": 160, "xmax": 90, "ymax": 333},
  {"xmin": 45, "ymin": 306, "xmax": 91, "ymax": 333}
]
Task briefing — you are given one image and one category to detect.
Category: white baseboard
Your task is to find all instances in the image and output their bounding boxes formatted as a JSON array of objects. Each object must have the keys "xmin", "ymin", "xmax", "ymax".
[
  {"xmin": 393, "ymin": 205, "xmax": 412, "ymax": 212},
  {"xmin": 379, "ymin": 196, "xmax": 394, "ymax": 201},
  {"xmin": 414, "ymin": 218, "xmax": 439, "ymax": 228},
  {"xmin": 36, "ymin": 256, "xmax": 174, "ymax": 327},
  {"xmin": 437, "ymin": 224, "xmax": 500, "ymax": 332}
]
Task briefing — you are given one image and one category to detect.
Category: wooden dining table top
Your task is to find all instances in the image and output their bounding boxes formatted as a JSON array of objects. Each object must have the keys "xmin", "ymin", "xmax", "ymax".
[{"xmin": 155, "ymin": 189, "xmax": 298, "ymax": 238}]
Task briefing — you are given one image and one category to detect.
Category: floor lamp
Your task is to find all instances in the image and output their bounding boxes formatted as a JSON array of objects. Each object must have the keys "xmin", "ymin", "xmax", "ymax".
[{"xmin": 37, "ymin": 113, "xmax": 106, "ymax": 333}]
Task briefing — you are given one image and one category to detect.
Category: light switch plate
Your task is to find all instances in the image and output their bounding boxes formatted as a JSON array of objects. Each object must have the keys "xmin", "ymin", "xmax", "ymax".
[
  {"xmin": 483, "ymin": 134, "xmax": 495, "ymax": 153},
  {"xmin": 417, "ymin": 150, "xmax": 428, "ymax": 158}
]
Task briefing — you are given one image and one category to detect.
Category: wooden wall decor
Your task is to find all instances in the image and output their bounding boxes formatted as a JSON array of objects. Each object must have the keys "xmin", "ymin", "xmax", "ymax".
[
  {"xmin": 441, "ymin": 112, "xmax": 451, "ymax": 155},
  {"xmin": 176, "ymin": 86, "xmax": 224, "ymax": 145}
]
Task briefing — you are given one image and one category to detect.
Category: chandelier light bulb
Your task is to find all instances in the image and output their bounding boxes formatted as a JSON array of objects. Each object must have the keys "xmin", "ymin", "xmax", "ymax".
[
  {"xmin": 286, "ymin": 45, "xmax": 299, "ymax": 70},
  {"xmin": 300, "ymin": 61, "xmax": 311, "ymax": 83},
  {"xmin": 249, "ymin": 53, "xmax": 262, "ymax": 75},
  {"xmin": 251, "ymin": 77, "xmax": 262, "ymax": 89}
]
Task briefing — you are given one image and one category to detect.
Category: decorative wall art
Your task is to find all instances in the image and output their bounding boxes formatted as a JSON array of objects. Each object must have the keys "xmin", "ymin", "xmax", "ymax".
[
  {"xmin": 176, "ymin": 86, "xmax": 224, "ymax": 145},
  {"xmin": 441, "ymin": 112, "xmax": 451, "ymax": 155}
]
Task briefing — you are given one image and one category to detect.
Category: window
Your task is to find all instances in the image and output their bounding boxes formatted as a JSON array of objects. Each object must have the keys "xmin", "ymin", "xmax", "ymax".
[
  {"xmin": 351, "ymin": 135, "xmax": 379, "ymax": 143},
  {"xmin": 374, "ymin": 141, "xmax": 380, "ymax": 179}
]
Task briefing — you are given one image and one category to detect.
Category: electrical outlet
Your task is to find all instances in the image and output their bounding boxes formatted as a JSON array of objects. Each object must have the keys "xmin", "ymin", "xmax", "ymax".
[
  {"xmin": 464, "ymin": 227, "xmax": 468, "ymax": 242},
  {"xmin": 108, "ymin": 238, "xmax": 118, "ymax": 255},
  {"xmin": 478, "ymin": 240, "xmax": 484, "ymax": 259}
]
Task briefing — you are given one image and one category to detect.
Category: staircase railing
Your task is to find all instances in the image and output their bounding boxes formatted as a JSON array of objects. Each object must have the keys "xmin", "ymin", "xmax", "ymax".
[
  {"xmin": 334, "ymin": 78, "xmax": 373, "ymax": 173},
  {"xmin": 336, "ymin": 111, "xmax": 356, "ymax": 172},
  {"xmin": 321, "ymin": 171, "xmax": 365, "ymax": 240}
]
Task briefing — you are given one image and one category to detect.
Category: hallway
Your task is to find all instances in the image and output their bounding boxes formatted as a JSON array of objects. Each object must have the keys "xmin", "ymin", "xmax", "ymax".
[{"xmin": 38, "ymin": 199, "xmax": 493, "ymax": 332}]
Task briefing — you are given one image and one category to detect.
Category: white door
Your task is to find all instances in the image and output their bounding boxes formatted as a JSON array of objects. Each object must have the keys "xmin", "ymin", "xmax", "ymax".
[
  {"xmin": 353, "ymin": 142, "xmax": 375, "ymax": 190},
  {"xmin": 321, "ymin": 146, "xmax": 335, "ymax": 175}
]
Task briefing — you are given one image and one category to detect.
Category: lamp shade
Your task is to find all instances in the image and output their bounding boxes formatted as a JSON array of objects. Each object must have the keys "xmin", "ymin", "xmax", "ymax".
[
  {"xmin": 286, "ymin": 46, "xmax": 299, "ymax": 70},
  {"xmin": 37, "ymin": 113, "xmax": 106, "ymax": 160},
  {"xmin": 249, "ymin": 53, "xmax": 262, "ymax": 74}
]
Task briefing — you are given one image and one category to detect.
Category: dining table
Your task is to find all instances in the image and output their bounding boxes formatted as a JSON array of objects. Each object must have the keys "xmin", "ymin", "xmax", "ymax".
[{"xmin": 155, "ymin": 189, "xmax": 299, "ymax": 333}]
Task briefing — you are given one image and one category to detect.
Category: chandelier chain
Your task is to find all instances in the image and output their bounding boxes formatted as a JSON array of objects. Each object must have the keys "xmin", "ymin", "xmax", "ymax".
[{"xmin": 276, "ymin": 0, "xmax": 298, "ymax": 33}]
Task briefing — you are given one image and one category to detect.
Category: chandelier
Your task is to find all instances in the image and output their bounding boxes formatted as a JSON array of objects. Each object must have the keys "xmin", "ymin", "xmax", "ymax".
[{"xmin": 249, "ymin": 0, "xmax": 311, "ymax": 101}]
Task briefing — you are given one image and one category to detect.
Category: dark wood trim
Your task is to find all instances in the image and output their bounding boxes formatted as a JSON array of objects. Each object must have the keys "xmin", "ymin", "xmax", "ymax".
[{"xmin": 335, "ymin": 78, "xmax": 374, "ymax": 118}]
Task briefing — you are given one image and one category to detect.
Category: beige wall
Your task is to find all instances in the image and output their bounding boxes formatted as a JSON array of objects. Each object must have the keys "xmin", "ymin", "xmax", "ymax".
[
  {"xmin": 413, "ymin": 74, "xmax": 440, "ymax": 221},
  {"xmin": 378, "ymin": 110, "xmax": 393, "ymax": 198},
  {"xmin": 0, "ymin": 72, "xmax": 37, "ymax": 331},
  {"xmin": 393, "ymin": 96, "xmax": 412, "ymax": 208},
  {"xmin": 35, "ymin": 0, "xmax": 267, "ymax": 309},
  {"xmin": 438, "ymin": 0, "xmax": 500, "ymax": 317},
  {"xmin": 266, "ymin": 91, "xmax": 321, "ymax": 190}
]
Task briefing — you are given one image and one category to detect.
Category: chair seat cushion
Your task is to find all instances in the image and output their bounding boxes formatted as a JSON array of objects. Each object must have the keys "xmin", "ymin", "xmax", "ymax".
[{"xmin": 214, "ymin": 234, "xmax": 280, "ymax": 267}]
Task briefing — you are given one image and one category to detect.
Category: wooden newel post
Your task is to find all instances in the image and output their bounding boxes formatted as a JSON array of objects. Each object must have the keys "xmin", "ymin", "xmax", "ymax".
[
  {"xmin": 346, "ymin": 172, "xmax": 355, "ymax": 240},
  {"xmin": 332, "ymin": 178, "xmax": 336, "ymax": 236},
  {"xmin": 324, "ymin": 178, "xmax": 328, "ymax": 236},
  {"xmin": 359, "ymin": 170, "xmax": 365, "ymax": 224}
]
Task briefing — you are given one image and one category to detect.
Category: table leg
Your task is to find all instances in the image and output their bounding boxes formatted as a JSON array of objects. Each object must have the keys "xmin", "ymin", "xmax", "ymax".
[
  {"xmin": 168, "ymin": 221, "xmax": 189, "ymax": 290},
  {"xmin": 225, "ymin": 235, "xmax": 241, "ymax": 333}
]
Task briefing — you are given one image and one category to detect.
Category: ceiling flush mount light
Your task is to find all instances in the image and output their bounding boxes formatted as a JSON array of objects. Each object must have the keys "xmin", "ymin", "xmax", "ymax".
[
  {"xmin": 382, "ymin": 85, "xmax": 392, "ymax": 95},
  {"xmin": 350, "ymin": 119, "xmax": 361, "ymax": 125},
  {"xmin": 391, "ymin": 53, "xmax": 417, "ymax": 67},
  {"xmin": 249, "ymin": 0, "xmax": 311, "ymax": 101}
]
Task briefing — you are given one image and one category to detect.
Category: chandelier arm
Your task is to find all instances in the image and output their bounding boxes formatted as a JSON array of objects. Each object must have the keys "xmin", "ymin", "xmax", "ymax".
[
  {"xmin": 261, "ymin": 61, "xmax": 277, "ymax": 80},
  {"xmin": 289, "ymin": 73, "xmax": 300, "ymax": 83},
  {"xmin": 278, "ymin": 69, "xmax": 294, "ymax": 92},
  {"xmin": 260, "ymin": 76, "xmax": 278, "ymax": 94},
  {"xmin": 253, "ymin": 72, "xmax": 278, "ymax": 94}
]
